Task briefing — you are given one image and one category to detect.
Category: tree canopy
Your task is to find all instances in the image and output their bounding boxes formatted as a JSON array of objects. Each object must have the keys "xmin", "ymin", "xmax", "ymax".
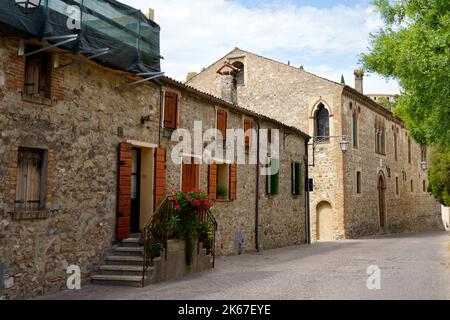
[{"xmin": 361, "ymin": 0, "xmax": 450, "ymax": 147}]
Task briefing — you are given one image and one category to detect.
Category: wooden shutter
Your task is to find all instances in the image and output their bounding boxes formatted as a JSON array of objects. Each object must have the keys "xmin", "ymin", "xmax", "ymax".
[
  {"xmin": 229, "ymin": 163, "xmax": 237, "ymax": 200},
  {"xmin": 208, "ymin": 163, "xmax": 217, "ymax": 200},
  {"xmin": 244, "ymin": 119, "xmax": 253, "ymax": 147},
  {"xmin": 164, "ymin": 92, "xmax": 178, "ymax": 129},
  {"xmin": 15, "ymin": 149, "xmax": 45, "ymax": 211},
  {"xmin": 117, "ymin": 143, "xmax": 132, "ymax": 240},
  {"xmin": 217, "ymin": 110, "xmax": 227, "ymax": 141},
  {"xmin": 24, "ymin": 53, "xmax": 40, "ymax": 95},
  {"xmin": 267, "ymin": 159, "xmax": 280, "ymax": 195},
  {"xmin": 154, "ymin": 148, "xmax": 166, "ymax": 209},
  {"xmin": 182, "ymin": 159, "xmax": 199, "ymax": 193}
]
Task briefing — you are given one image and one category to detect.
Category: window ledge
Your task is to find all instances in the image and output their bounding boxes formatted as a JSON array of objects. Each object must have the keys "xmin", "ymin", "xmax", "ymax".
[
  {"xmin": 11, "ymin": 210, "xmax": 49, "ymax": 221},
  {"xmin": 22, "ymin": 93, "xmax": 53, "ymax": 106},
  {"xmin": 216, "ymin": 198, "xmax": 230, "ymax": 202}
]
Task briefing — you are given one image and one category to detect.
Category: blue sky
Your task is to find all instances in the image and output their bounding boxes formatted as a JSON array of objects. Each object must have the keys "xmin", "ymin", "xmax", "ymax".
[{"xmin": 123, "ymin": 0, "xmax": 399, "ymax": 93}]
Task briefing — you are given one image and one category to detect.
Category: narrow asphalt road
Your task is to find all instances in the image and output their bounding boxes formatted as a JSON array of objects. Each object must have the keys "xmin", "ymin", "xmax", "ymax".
[{"xmin": 39, "ymin": 231, "xmax": 450, "ymax": 300}]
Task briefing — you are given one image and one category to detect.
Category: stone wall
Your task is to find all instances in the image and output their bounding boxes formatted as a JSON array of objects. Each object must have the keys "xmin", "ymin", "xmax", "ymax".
[
  {"xmin": 188, "ymin": 48, "xmax": 444, "ymax": 241},
  {"xmin": 0, "ymin": 38, "xmax": 308, "ymax": 299}
]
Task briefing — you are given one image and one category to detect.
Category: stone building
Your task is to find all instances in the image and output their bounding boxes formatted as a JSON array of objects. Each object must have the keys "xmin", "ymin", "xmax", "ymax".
[
  {"xmin": 0, "ymin": 32, "xmax": 309, "ymax": 299},
  {"xmin": 187, "ymin": 48, "xmax": 444, "ymax": 242}
]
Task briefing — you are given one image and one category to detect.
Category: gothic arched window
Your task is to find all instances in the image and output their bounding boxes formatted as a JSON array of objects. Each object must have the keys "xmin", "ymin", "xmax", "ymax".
[{"xmin": 314, "ymin": 104, "xmax": 330, "ymax": 140}]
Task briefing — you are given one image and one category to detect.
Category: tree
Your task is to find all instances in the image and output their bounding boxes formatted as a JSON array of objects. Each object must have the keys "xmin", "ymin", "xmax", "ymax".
[
  {"xmin": 428, "ymin": 147, "xmax": 450, "ymax": 206},
  {"xmin": 361, "ymin": 0, "xmax": 450, "ymax": 148},
  {"xmin": 376, "ymin": 96, "xmax": 397, "ymax": 110},
  {"xmin": 340, "ymin": 74, "xmax": 346, "ymax": 85},
  {"xmin": 185, "ymin": 71, "xmax": 198, "ymax": 82}
]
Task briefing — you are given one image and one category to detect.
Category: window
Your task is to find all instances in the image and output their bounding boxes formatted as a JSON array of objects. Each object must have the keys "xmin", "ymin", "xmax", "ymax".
[
  {"xmin": 24, "ymin": 46, "xmax": 52, "ymax": 98},
  {"xmin": 408, "ymin": 138, "xmax": 412, "ymax": 164},
  {"xmin": 410, "ymin": 180, "xmax": 414, "ymax": 193},
  {"xmin": 395, "ymin": 177, "xmax": 399, "ymax": 196},
  {"xmin": 314, "ymin": 104, "xmax": 330, "ymax": 140},
  {"xmin": 15, "ymin": 148, "xmax": 47, "ymax": 211},
  {"xmin": 163, "ymin": 91, "xmax": 178, "ymax": 129},
  {"xmin": 420, "ymin": 146, "xmax": 427, "ymax": 162},
  {"xmin": 216, "ymin": 109, "xmax": 228, "ymax": 141},
  {"xmin": 292, "ymin": 162, "xmax": 302, "ymax": 195},
  {"xmin": 352, "ymin": 112, "xmax": 358, "ymax": 148},
  {"xmin": 375, "ymin": 118, "xmax": 386, "ymax": 155},
  {"xmin": 423, "ymin": 180, "xmax": 426, "ymax": 193},
  {"xmin": 216, "ymin": 164, "xmax": 230, "ymax": 200},
  {"xmin": 243, "ymin": 118, "xmax": 253, "ymax": 149},
  {"xmin": 356, "ymin": 171, "xmax": 362, "ymax": 194},
  {"xmin": 267, "ymin": 158, "xmax": 280, "ymax": 195},
  {"xmin": 232, "ymin": 61, "xmax": 245, "ymax": 85},
  {"xmin": 394, "ymin": 132, "xmax": 398, "ymax": 161},
  {"xmin": 181, "ymin": 157, "xmax": 200, "ymax": 193}
]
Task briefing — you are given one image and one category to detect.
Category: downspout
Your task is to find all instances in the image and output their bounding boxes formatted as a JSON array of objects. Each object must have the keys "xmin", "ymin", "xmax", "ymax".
[
  {"xmin": 304, "ymin": 137, "xmax": 311, "ymax": 244},
  {"xmin": 158, "ymin": 86, "xmax": 163, "ymax": 146},
  {"xmin": 255, "ymin": 119, "xmax": 261, "ymax": 252}
]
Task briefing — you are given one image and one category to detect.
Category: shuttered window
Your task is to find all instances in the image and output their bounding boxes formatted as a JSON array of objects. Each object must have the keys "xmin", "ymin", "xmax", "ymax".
[
  {"xmin": 291, "ymin": 162, "xmax": 302, "ymax": 195},
  {"xmin": 182, "ymin": 158, "xmax": 200, "ymax": 193},
  {"xmin": 208, "ymin": 163, "xmax": 217, "ymax": 200},
  {"xmin": 24, "ymin": 47, "xmax": 51, "ymax": 98},
  {"xmin": 15, "ymin": 148, "xmax": 47, "ymax": 212},
  {"xmin": 164, "ymin": 92, "xmax": 178, "ymax": 129},
  {"xmin": 266, "ymin": 158, "xmax": 280, "ymax": 195},
  {"xmin": 229, "ymin": 163, "xmax": 237, "ymax": 200},
  {"xmin": 244, "ymin": 118, "xmax": 253, "ymax": 148},
  {"xmin": 216, "ymin": 110, "xmax": 228, "ymax": 141}
]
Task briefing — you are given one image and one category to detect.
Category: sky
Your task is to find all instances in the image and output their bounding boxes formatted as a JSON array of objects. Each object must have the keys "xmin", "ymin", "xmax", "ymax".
[{"xmin": 122, "ymin": 0, "xmax": 400, "ymax": 94}]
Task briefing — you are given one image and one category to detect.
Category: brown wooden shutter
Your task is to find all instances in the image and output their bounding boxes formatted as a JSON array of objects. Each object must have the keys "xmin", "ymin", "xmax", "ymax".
[
  {"xmin": 117, "ymin": 143, "xmax": 132, "ymax": 240},
  {"xmin": 154, "ymin": 148, "xmax": 166, "ymax": 209},
  {"xmin": 208, "ymin": 163, "xmax": 217, "ymax": 200},
  {"xmin": 24, "ymin": 53, "xmax": 40, "ymax": 95},
  {"xmin": 244, "ymin": 119, "xmax": 253, "ymax": 147},
  {"xmin": 229, "ymin": 164, "xmax": 237, "ymax": 200},
  {"xmin": 164, "ymin": 92, "xmax": 178, "ymax": 129},
  {"xmin": 217, "ymin": 110, "xmax": 227, "ymax": 141}
]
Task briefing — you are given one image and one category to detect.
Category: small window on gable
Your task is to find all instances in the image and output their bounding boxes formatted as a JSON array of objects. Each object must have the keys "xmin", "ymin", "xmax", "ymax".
[
  {"xmin": 423, "ymin": 180, "xmax": 426, "ymax": 193},
  {"xmin": 15, "ymin": 148, "xmax": 48, "ymax": 212},
  {"xmin": 292, "ymin": 162, "xmax": 302, "ymax": 195},
  {"xmin": 163, "ymin": 91, "xmax": 179, "ymax": 129},
  {"xmin": 394, "ymin": 132, "xmax": 398, "ymax": 161},
  {"xmin": 395, "ymin": 177, "xmax": 399, "ymax": 196},
  {"xmin": 24, "ymin": 46, "xmax": 52, "ymax": 99},
  {"xmin": 410, "ymin": 180, "xmax": 414, "ymax": 193},
  {"xmin": 232, "ymin": 61, "xmax": 245, "ymax": 85},
  {"xmin": 408, "ymin": 138, "xmax": 412, "ymax": 164}
]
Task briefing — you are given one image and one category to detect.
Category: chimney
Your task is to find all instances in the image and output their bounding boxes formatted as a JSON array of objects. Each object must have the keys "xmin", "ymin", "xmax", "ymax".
[
  {"xmin": 146, "ymin": 8, "xmax": 155, "ymax": 21},
  {"xmin": 221, "ymin": 75, "xmax": 237, "ymax": 105},
  {"xmin": 354, "ymin": 69, "xmax": 364, "ymax": 94}
]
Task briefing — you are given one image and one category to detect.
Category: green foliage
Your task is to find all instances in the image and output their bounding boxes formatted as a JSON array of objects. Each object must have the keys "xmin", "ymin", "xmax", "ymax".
[
  {"xmin": 428, "ymin": 147, "xmax": 450, "ymax": 206},
  {"xmin": 217, "ymin": 185, "xmax": 228, "ymax": 197},
  {"xmin": 185, "ymin": 71, "xmax": 198, "ymax": 82},
  {"xmin": 376, "ymin": 96, "xmax": 397, "ymax": 110},
  {"xmin": 340, "ymin": 74, "xmax": 346, "ymax": 85},
  {"xmin": 361, "ymin": 0, "xmax": 450, "ymax": 147}
]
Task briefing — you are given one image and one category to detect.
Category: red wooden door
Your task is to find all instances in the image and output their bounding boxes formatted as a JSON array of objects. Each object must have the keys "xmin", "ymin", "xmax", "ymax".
[{"xmin": 154, "ymin": 148, "xmax": 166, "ymax": 209}]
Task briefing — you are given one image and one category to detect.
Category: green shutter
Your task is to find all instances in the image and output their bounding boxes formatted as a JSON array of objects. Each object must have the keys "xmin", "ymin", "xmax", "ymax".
[{"xmin": 267, "ymin": 159, "xmax": 280, "ymax": 195}]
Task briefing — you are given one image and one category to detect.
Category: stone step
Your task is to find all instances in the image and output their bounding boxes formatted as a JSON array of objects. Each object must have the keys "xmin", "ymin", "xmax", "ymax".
[
  {"xmin": 113, "ymin": 246, "xmax": 143, "ymax": 256},
  {"xmin": 105, "ymin": 255, "xmax": 144, "ymax": 266},
  {"xmin": 98, "ymin": 265, "xmax": 147, "ymax": 276},
  {"xmin": 91, "ymin": 274, "xmax": 143, "ymax": 287},
  {"xmin": 120, "ymin": 238, "xmax": 143, "ymax": 247}
]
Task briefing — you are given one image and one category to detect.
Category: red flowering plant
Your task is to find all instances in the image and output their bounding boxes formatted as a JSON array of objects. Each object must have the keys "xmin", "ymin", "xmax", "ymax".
[{"xmin": 167, "ymin": 189, "xmax": 215, "ymax": 265}]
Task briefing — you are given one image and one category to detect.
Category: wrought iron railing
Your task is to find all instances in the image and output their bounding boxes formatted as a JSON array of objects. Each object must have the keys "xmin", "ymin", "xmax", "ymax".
[{"xmin": 141, "ymin": 196, "xmax": 218, "ymax": 286}]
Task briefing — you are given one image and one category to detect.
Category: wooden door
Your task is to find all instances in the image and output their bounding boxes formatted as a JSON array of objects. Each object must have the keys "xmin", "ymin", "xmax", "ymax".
[{"xmin": 117, "ymin": 143, "xmax": 132, "ymax": 240}]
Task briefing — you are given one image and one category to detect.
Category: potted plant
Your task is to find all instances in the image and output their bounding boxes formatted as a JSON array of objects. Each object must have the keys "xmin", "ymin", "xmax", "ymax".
[{"xmin": 217, "ymin": 185, "xmax": 228, "ymax": 200}]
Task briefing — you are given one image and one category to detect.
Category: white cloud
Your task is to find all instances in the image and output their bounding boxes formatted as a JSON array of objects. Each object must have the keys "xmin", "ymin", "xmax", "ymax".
[{"xmin": 122, "ymin": 0, "xmax": 399, "ymax": 93}]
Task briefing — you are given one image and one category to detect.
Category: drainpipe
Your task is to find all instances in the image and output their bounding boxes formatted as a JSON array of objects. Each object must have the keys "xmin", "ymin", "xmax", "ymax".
[
  {"xmin": 304, "ymin": 138, "xmax": 311, "ymax": 244},
  {"xmin": 158, "ymin": 86, "xmax": 163, "ymax": 146},
  {"xmin": 255, "ymin": 119, "xmax": 261, "ymax": 252}
]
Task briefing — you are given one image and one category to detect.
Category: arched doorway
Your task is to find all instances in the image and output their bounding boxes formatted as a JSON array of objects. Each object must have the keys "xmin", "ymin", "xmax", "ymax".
[
  {"xmin": 316, "ymin": 201, "xmax": 334, "ymax": 241},
  {"xmin": 378, "ymin": 171, "xmax": 386, "ymax": 228}
]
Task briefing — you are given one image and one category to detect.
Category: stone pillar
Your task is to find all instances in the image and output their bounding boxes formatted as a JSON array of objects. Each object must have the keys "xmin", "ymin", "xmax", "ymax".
[
  {"xmin": 221, "ymin": 74, "xmax": 237, "ymax": 105},
  {"xmin": 354, "ymin": 69, "xmax": 364, "ymax": 94}
]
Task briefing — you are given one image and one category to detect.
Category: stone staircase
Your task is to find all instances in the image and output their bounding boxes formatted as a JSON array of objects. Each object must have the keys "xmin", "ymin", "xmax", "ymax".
[{"xmin": 92, "ymin": 237, "xmax": 150, "ymax": 287}]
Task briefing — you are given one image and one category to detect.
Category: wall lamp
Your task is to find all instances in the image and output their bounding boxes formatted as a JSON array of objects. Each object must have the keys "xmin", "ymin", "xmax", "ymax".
[{"xmin": 309, "ymin": 135, "xmax": 349, "ymax": 167}]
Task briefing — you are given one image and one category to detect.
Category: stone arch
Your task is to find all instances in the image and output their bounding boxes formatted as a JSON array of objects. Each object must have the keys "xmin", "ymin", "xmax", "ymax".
[
  {"xmin": 316, "ymin": 201, "xmax": 334, "ymax": 241},
  {"xmin": 310, "ymin": 99, "xmax": 333, "ymax": 118}
]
